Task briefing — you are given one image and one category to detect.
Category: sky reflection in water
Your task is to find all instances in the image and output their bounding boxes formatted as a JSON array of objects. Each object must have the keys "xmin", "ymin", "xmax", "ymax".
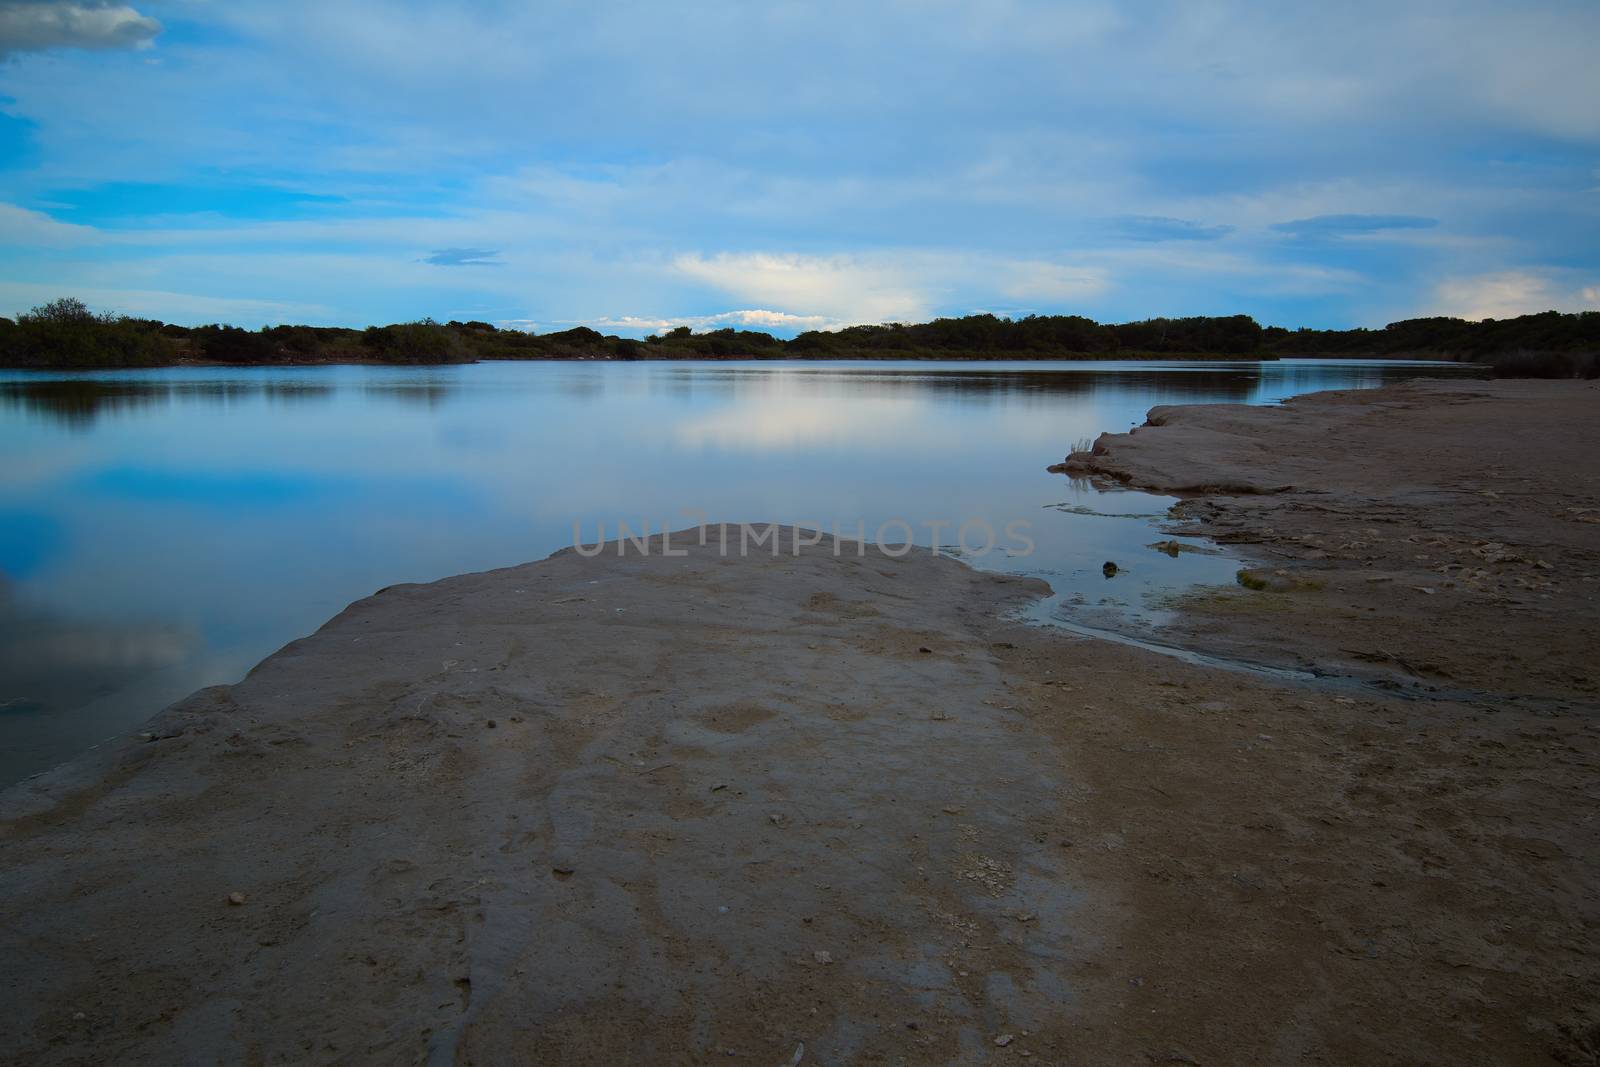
[{"xmin": 0, "ymin": 359, "xmax": 1476, "ymax": 784}]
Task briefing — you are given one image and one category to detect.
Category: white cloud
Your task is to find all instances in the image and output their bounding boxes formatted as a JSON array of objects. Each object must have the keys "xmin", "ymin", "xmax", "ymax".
[
  {"xmin": 1431, "ymin": 271, "xmax": 1596, "ymax": 321},
  {"xmin": 0, "ymin": 281, "xmax": 331, "ymax": 323},
  {"xmin": 564, "ymin": 309, "xmax": 841, "ymax": 335},
  {"xmin": 0, "ymin": 1, "xmax": 160, "ymax": 57},
  {"xmin": 673, "ymin": 252, "xmax": 930, "ymax": 324},
  {"xmin": 994, "ymin": 261, "xmax": 1109, "ymax": 303},
  {"xmin": 0, "ymin": 1, "xmax": 1595, "ymax": 330},
  {"xmin": 712, "ymin": 309, "xmax": 836, "ymax": 330},
  {"xmin": 672, "ymin": 251, "xmax": 1108, "ymax": 326},
  {"xmin": 0, "ymin": 201, "xmax": 98, "ymax": 246}
]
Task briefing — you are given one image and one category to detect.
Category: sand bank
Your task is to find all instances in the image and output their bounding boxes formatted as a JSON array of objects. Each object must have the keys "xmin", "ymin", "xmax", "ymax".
[
  {"xmin": 1056, "ymin": 378, "xmax": 1600, "ymax": 704},
  {"xmin": 5, "ymin": 382, "xmax": 1599, "ymax": 1065}
]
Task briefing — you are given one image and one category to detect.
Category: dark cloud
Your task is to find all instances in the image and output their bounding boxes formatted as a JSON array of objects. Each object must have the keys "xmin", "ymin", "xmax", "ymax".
[
  {"xmin": 1114, "ymin": 215, "xmax": 1234, "ymax": 242},
  {"xmin": 1270, "ymin": 214, "xmax": 1439, "ymax": 238},
  {"xmin": 421, "ymin": 248, "xmax": 502, "ymax": 267},
  {"xmin": 0, "ymin": 1, "xmax": 160, "ymax": 58}
]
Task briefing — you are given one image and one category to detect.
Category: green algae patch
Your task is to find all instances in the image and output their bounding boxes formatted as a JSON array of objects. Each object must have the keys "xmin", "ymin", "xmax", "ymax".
[{"xmin": 1236, "ymin": 568, "xmax": 1325, "ymax": 593}]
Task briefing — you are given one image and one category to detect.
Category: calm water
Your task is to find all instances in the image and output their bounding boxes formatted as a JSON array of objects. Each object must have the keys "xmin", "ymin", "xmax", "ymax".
[{"xmin": 0, "ymin": 358, "xmax": 1477, "ymax": 785}]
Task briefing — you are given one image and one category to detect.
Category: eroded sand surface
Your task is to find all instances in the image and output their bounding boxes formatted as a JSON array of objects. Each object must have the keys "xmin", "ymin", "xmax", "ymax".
[
  {"xmin": 4, "ymin": 381, "xmax": 1600, "ymax": 1065},
  {"xmin": 1060, "ymin": 379, "xmax": 1600, "ymax": 704},
  {"xmin": 3, "ymin": 532, "xmax": 1084, "ymax": 1064}
]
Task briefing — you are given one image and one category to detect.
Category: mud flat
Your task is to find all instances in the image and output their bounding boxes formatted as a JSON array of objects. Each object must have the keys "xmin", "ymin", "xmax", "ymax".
[{"xmin": 4, "ymin": 373, "xmax": 1600, "ymax": 1064}]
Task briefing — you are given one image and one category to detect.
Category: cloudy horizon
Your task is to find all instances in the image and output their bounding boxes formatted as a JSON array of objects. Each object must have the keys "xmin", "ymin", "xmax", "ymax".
[{"xmin": 1, "ymin": 0, "xmax": 1597, "ymax": 334}]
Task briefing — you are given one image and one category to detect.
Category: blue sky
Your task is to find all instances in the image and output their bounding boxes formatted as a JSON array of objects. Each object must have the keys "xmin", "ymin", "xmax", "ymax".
[{"xmin": 0, "ymin": 0, "xmax": 1596, "ymax": 334}]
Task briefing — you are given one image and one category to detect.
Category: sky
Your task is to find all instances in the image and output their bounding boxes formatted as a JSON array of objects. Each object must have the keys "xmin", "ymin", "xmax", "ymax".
[{"xmin": 0, "ymin": 0, "xmax": 1597, "ymax": 335}]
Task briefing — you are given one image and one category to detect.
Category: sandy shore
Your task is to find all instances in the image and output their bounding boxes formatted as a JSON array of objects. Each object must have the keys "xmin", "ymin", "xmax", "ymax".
[
  {"xmin": 4, "ymin": 381, "xmax": 1598, "ymax": 1065},
  {"xmin": 1057, "ymin": 378, "xmax": 1600, "ymax": 704}
]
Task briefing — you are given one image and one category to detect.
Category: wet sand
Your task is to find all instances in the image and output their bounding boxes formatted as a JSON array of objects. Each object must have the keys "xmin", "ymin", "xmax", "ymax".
[
  {"xmin": 1058, "ymin": 378, "xmax": 1600, "ymax": 704},
  {"xmin": 4, "ymin": 380, "xmax": 1598, "ymax": 1065}
]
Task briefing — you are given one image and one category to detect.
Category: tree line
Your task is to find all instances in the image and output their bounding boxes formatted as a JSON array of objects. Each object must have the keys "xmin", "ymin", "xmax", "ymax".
[{"xmin": 2, "ymin": 297, "xmax": 1595, "ymax": 376}]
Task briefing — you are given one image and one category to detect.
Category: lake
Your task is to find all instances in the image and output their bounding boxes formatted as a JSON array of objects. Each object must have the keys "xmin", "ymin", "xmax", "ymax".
[{"xmin": 0, "ymin": 358, "xmax": 1478, "ymax": 785}]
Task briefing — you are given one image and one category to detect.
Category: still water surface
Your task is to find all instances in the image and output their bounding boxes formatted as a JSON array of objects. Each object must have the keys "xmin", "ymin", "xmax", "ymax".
[{"xmin": 0, "ymin": 358, "xmax": 1476, "ymax": 785}]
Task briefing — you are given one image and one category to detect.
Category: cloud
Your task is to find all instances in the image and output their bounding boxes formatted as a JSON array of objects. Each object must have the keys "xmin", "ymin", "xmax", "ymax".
[
  {"xmin": 1270, "ymin": 214, "xmax": 1440, "ymax": 239},
  {"xmin": 572, "ymin": 308, "xmax": 844, "ymax": 334},
  {"xmin": 0, "ymin": 1, "xmax": 160, "ymax": 58},
  {"xmin": 1431, "ymin": 270, "xmax": 1596, "ymax": 321},
  {"xmin": 421, "ymin": 247, "xmax": 502, "ymax": 267},
  {"xmin": 0, "ymin": 281, "xmax": 332, "ymax": 323},
  {"xmin": 0, "ymin": 3, "xmax": 1597, "ymax": 330},
  {"xmin": 993, "ymin": 260, "xmax": 1109, "ymax": 303},
  {"xmin": 0, "ymin": 201, "xmax": 98, "ymax": 246},
  {"xmin": 1114, "ymin": 215, "xmax": 1234, "ymax": 242},
  {"xmin": 671, "ymin": 251, "xmax": 1107, "ymax": 326},
  {"xmin": 673, "ymin": 252, "xmax": 931, "ymax": 324}
]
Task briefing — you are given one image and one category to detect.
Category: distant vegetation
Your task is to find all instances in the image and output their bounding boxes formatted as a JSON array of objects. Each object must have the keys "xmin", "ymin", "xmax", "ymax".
[
  {"xmin": 1263, "ymin": 312, "xmax": 1600, "ymax": 378},
  {"xmin": 2, "ymin": 298, "xmax": 1595, "ymax": 376},
  {"xmin": 0, "ymin": 298, "xmax": 171, "ymax": 369}
]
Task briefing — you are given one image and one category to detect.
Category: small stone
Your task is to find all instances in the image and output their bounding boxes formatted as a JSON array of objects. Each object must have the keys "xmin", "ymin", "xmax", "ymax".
[
  {"xmin": 942, "ymin": 806, "xmax": 962, "ymax": 815},
  {"xmin": 813, "ymin": 950, "xmax": 833, "ymax": 964},
  {"xmin": 918, "ymin": 646, "xmax": 933, "ymax": 654},
  {"xmin": 486, "ymin": 720, "xmax": 497, "ymax": 729},
  {"xmin": 994, "ymin": 1033, "xmax": 1015, "ymax": 1047},
  {"xmin": 227, "ymin": 892, "xmax": 247, "ymax": 906}
]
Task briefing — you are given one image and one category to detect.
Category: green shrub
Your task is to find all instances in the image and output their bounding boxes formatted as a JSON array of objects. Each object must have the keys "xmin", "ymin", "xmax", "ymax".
[
  {"xmin": 361, "ymin": 319, "xmax": 472, "ymax": 363},
  {"xmin": 0, "ymin": 298, "xmax": 174, "ymax": 368}
]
